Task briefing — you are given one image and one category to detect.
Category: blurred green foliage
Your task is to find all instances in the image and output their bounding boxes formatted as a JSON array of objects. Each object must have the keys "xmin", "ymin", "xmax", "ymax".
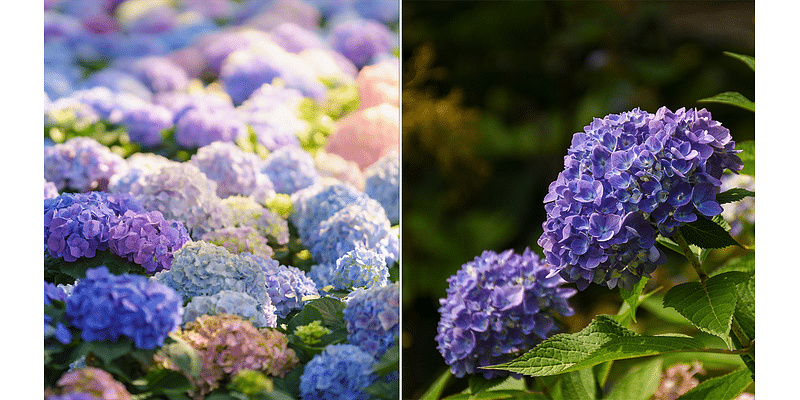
[{"xmin": 401, "ymin": 1, "xmax": 754, "ymax": 398}]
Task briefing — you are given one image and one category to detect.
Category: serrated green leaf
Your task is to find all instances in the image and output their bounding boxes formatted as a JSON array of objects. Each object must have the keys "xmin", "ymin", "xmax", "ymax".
[
  {"xmin": 484, "ymin": 316, "xmax": 708, "ymax": 377},
  {"xmin": 373, "ymin": 343, "xmax": 399, "ymax": 376},
  {"xmin": 697, "ymin": 91, "xmax": 754, "ymax": 112},
  {"xmin": 710, "ymin": 253, "xmax": 755, "ymax": 277},
  {"xmin": 420, "ymin": 369, "xmax": 452, "ymax": 400},
  {"xmin": 550, "ymin": 368, "xmax": 597, "ymax": 400},
  {"xmin": 676, "ymin": 368, "xmax": 752, "ymax": 400},
  {"xmin": 678, "ymin": 217, "xmax": 741, "ymax": 250},
  {"xmin": 85, "ymin": 338, "xmax": 135, "ymax": 365},
  {"xmin": 723, "ymin": 51, "xmax": 755, "ymax": 71},
  {"xmin": 443, "ymin": 390, "xmax": 547, "ymax": 400},
  {"xmin": 286, "ymin": 297, "xmax": 346, "ymax": 332},
  {"xmin": 663, "ymin": 272, "xmax": 751, "ymax": 339},
  {"xmin": 731, "ymin": 272, "xmax": 755, "ymax": 378},
  {"xmin": 735, "ymin": 141, "xmax": 755, "ymax": 176},
  {"xmin": 603, "ymin": 357, "xmax": 662, "ymax": 400},
  {"xmin": 619, "ymin": 277, "xmax": 648, "ymax": 323},
  {"xmin": 160, "ymin": 336, "xmax": 202, "ymax": 378},
  {"xmin": 468, "ymin": 375, "xmax": 507, "ymax": 395},
  {"xmin": 716, "ymin": 188, "xmax": 755, "ymax": 205}
]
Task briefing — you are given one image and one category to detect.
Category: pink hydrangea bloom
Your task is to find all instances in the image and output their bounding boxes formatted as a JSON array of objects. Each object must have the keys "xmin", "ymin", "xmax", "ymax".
[
  {"xmin": 357, "ymin": 58, "xmax": 398, "ymax": 109},
  {"xmin": 55, "ymin": 367, "xmax": 131, "ymax": 400},
  {"xmin": 325, "ymin": 103, "xmax": 399, "ymax": 170}
]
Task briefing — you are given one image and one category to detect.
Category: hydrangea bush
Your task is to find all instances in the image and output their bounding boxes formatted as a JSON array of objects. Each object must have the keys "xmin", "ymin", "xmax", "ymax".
[{"xmin": 44, "ymin": 2, "xmax": 399, "ymax": 398}]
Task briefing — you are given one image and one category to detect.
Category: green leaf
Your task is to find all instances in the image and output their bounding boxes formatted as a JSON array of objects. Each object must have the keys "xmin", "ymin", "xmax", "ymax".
[
  {"xmin": 420, "ymin": 369, "xmax": 452, "ymax": 400},
  {"xmin": 676, "ymin": 368, "xmax": 752, "ymax": 400},
  {"xmin": 723, "ymin": 51, "xmax": 755, "ymax": 71},
  {"xmin": 735, "ymin": 140, "xmax": 755, "ymax": 176},
  {"xmin": 662, "ymin": 272, "xmax": 751, "ymax": 340},
  {"xmin": 84, "ymin": 338, "xmax": 135, "ymax": 365},
  {"xmin": 484, "ymin": 316, "xmax": 708, "ymax": 377},
  {"xmin": 618, "ymin": 277, "xmax": 648, "ymax": 323},
  {"xmin": 716, "ymin": 188, "xmax": 755, "ymax": 205},
  {"xmin": 468, "ymin": 375, "xmax": 507, "ymax": 395},
  {"xmin": 603, "ymin": 357, "xmax": 662, "ymax": 400},
  {"xmin": 709, "ymin": 253, "xmax": 755, "ymax": 277},
  {"xmin": 160, "ymin": 335, "xmax": 202, "ymax": 378},
  {"xmin": 697, "ymin": 91, "xmax": 754, "ymax": 112},
  {"xmin": 731, "ymin": 271, "xmax": 755, "ymax": 378},
  {"xmin": 138, "ymin": 368, "xmax": 194, "ymax": 394},
  {"xmin": 677, "ymin": 217, "xmax": 741, "ymax": 250},
  {"xmin": 286, "ymin": 297, "xmax": 346, "ymax": 332},
  {"xmin": 373, "ymin": 344, "xmax": 399, "ymax": 376},
  {"xmin": 442, "ymin": 390, "xmax": 547, "ymax": 400},
  {"xmin": 549, "ymin": 368, "xmax": 597, "ymax": 400}
]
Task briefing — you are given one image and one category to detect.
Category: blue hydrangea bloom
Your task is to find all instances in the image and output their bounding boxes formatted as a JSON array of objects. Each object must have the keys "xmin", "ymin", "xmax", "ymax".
[
  {"xmin": 242, "ymin": 253, "xmax": 319, "ymax": 319},
  {"xmin": 223, "ymin": 195, "xmax": 290, "ymax": 246},
  {"xmin": 190, "ymin": 141, "xmax": 276, "ymax": 203},
  {"xmin": 182, "ymin": 290, "xmax": 277, "ymax": 329},
  {"xmin": 308, "ymin": 262, "xmax": 337, "ymax": 290},
  {"xmin": 45, "ymin": 179, "xmax": 60, "ymax": 199},
  {"xmin": 364, "ymin": 151, "xmax": 399, "ymax": 225},
  {"xmin": 154, "ymin": 241, "xmax": 269, "ymax": 307},
  {"xmin": 174, "ymin": 105, "xmax": 248, "ymax": 148},
  {"xmin": 306, "ymin": 201, "xmax": 395, "ymax": 265},
  {"xmin": 332, "ymin": 249, "xmax": 389, "ymax": 291},
  {"xmin": 44, "ymin": 137, "xmax": 128, "ymax": 192},
  {"xmin": 344, "ymin": 282, "xmax": 399, "ymax": 358},
  {"xmin": 436, "ymin": 249, "xmax": 576, "ymax": 379},
  {"xmin": 44, "ymin": 281, "xmax": 71, "ymax": 345},
  {"xmin": 262, "ymin": 146, "xmax": 321, "ymax": 195},
  {"xmin": 65, "ymin": 266, "xmax": 183, "ymax": 349},
  {"xmin": 44, "ymin": 192, "xmax": 144, "ymax": 262},
  {"xmin": 79, "ymin": 68, "xmax": 154, "ymax": 102},
  {"xmin": 299, "ymin": 344, "xmax": 378, "ymax": 400},
  {"xmin": 290, "ymin": 183, "xmax": 375, "ymax": 242},
  {"xmin": 328, "ymin": 18, "xmax": 396, "ymax": 69},
  {"xmin": 119, "ymin": 102, "xmax": 174, "ymax": 148},
  {"xmin": 46, "ymin": 393, "xmax": 98, "ymax": 400},
  {"xmin": 116, "ymin": 55, "xmax": 189, "ymax": 94},
  {"xmin": 538, "ymin": 107, "xmax": 744, "ymax": 290},
  {"xmin": 108, "ymin": 210, "xmax": 190, "ymax": 274}
]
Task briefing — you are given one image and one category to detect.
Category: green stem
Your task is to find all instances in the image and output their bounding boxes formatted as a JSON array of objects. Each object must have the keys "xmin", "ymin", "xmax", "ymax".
[{"xmin": 671, "ymin": 231, "xmax": 708, "ymax": 283}]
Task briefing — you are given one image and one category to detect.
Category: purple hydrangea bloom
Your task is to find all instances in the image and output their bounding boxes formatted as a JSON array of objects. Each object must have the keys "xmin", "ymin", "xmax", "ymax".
[
  {"xmin": 306, "ymin": 201, "xmax": 396, "ymax": 265},
  {"xmin": 299, "ymin": 344, "xmax": 377, "ymax": 400},
  {"xmin": 197, "ymin": 29, "xmax": 278, "ymax": 77},
  {"xmin": 154, "ymin": 92, "xmax": 236, "ymax": 124},
  {"xmin": 108, "ymin": 210, "xmax": 190, "ymax": 274},
  {"xmin": 119, "ymin": 101, "xmax": 174, "ymax": 148},
  {"xmin": 65, "ymin": 266, "xmax": 183, "ymax": 349},
  {"xmin": 436, "ymin": 249, "xmax": 576, "ymax": 379},
  {"xmin": 332, "ymin": 248, "xmax": 389, "ymax": 291},
  {"xmin": 364, "ymin": 151, "xmax": 399, "ymax": 225},
  {"xmin": 343, "ymin": 282, "xmax": 399, "ymax": 358},
  {"xmin": 44, "ymin": 192, "xmax": 143, "ymax": 262},
  {"xmin": 79, "ymin": 68, "xmax": 154, "ymax": 102},
  {"xmin": 123, "ymin": 4, "xmax": 177, "ymax": 35},
  {"xmin": 182, "ymin": 290, "xmax": 277, "ymax": 329},
  {"xmin": 44, "ymin": 281, "xmax": 72, "ymax": 345},
  {"xmin": 46, "ymin": 393, "xmax": 98, "ymax": 400},
  {"xmin": 115, "ymin": 56, "xmax": 189, "ymax": 94},
  {"xmin": 290, "ymin": 182, "xmax": 375, "ymax": 242},
  {"xmin": 328, "ymin": 18, "xmax": 396, "ymax": 69},
  {"xmin": 269, "ymin": 22, "xmax": 325, "ymax": 53},
  {"xmin": 237, "ymin": 84, "xmax": 305, "ymax": 151},
  {"xmin": 189, "ymin": 141, "xmax": 276, "ymax": 203},
  {"xmin": 174, "ymin": 106, "xmax": 249, "ymax": 148},
  {"xmin": 45, "ymin": 179, "xmax": 60, "ymax": 199},
  {"xmin": 53, "ymin": 366, "xmax": 132, "ymax": 400},
  {"xmin": 353, "ymin": 0, "xmax": 400, "ymax": 23},
  {"xmin": 243, "ymin": 253, "xmax": 319, "ymax": 319},
  {"xmin": 261, "ymin": 146, "xmax": 321, "ymax": 195},
  {"xmin": 44, "ymin": 137, "xmax": 128, "ymax": 193},
  {"xmin": 538, "ymin": 107, "xmax": 744, "ymax": 290}
]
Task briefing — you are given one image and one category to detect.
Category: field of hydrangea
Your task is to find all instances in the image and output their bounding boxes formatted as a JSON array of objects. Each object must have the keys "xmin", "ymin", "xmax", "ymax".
[{"xmin": 42, "ymin": 1, "xmax": 399, "ymax": 399}]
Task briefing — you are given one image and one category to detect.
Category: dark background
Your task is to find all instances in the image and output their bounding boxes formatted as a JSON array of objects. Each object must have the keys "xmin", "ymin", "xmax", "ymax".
[{"xmin": 401, "ymin": 1, "xmax": 755, "ymax": 398}]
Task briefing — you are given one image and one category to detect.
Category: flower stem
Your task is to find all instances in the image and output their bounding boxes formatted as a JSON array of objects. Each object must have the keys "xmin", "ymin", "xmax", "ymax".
[{"xmin": 671, "ymin": 231, "xmax": 708, "ymax": 283}]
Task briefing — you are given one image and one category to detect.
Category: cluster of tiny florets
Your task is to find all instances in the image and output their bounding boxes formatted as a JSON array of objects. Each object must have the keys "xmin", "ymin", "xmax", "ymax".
[
  {"xmin": 182, "ymin": 290, "xmax": 277, "ymax": 329},
  {"xmin": 344, "ymin": 282, "xmax": 399, "ymax": 358},
  {"xmin": 108, "ymin": 209, "xmax": 190, "ymax": 273},
  {"xmin": 44, "ymin": 137, "xmax": 128, "ymax": 192}
]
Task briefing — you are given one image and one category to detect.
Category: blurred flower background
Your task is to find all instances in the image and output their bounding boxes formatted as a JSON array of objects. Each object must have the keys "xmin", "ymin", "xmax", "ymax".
[{"xmin": 402, "ymin": 1, "xmax": 754, "ymax": 398}]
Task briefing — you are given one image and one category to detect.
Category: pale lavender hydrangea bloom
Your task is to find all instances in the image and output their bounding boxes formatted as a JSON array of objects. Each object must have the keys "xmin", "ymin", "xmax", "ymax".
[
  {"xmin": 222, "ymin": 196, "xmax": 290, "ymax": 247},
  {"xmin": 189, "ymin": 141, "xmax": 276, "ymax": 203},
  {"xmin": 237, "ymin": 83, "xmax": 305, "ymax": 151},
  {"xmin": 261, "ymin": 146, "xmax": 321, "ymax": 195},
  {"xmin": 116, "ymin": 55, "xmax": 189, "ymax": 93},
  {"xmin": 364, "ymin": 151, "xmax": 399, "ymax": 224},
  {"xmin": 44, "ymin": 137, "xmax": 128, "ymax": 192},
  {"xmin": 269, "ymin": 22, "xmax": 325, "ymax": 53},
  {"xmin": 108, "ymin": 152, "xmax": 178, "ymax": 194},
  {"xmin": 306, "ymin": 201, "xmax": 396, "ymax": 265},
  {"xmin": 314, "ymin": 151, "xmax": 365, "ymax": 191},
  {"xmin": 331, "ymin": 248, "xmax": 389, "ymax": 291},
  {"xmin": 182, "ymin": 290, "xmax": 277, "ymax": 328},
  {"xmin": 119, "ymin": 101, "xmax": 174, "ymax": 147},
  {"xmin": 175, "ymin": 106, "xmax": 249, "ymax": 148},
  {"xmin": 243, "ymin": 253, "xmax": 319, "ymax": 319},
  {"xmin": 79, "ymin": 68, "xmax": 154, "ymax": 102},
  {"xmin": 108, "ymin": 210, "xmax": 190, "ymax": 274},
  {"xmin": 328, "ymin": 18, "xmax": 396, "ymax": 69},
  {"xmin": 201, "ymin": 226, "xmax": 274, "ymax": 260},
  {"xmin": 45, "ymin": 179, "xmax": 60, "ymax": 199}
]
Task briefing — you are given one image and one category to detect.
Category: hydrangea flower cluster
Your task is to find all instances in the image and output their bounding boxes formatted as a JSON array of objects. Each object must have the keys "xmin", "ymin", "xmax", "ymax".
[
  {"xmin": 437, "ymin": 249, "xmax": 577, "ymax": 378},
  {"xmin": 189, "ymin": 142, "xmax": 276, "ymax": 203},
  {"xmin": 45, "ymin": 179, "xmax": 60, "ymax": 199},
  {"xmin": 45, "ymin": 281, "xmax": 72, "ymax": 345},
  {"xmin": 50, "ymin": 367, "xmax": 132, "ymax": 400},
  {"xmin": 653, "ymin": 362, "xmax": 705, "ymax": 400},
  {"xmin": 129, "ymin": 164, "xmax": 231, "ymax": 239},
  {"xmin": 719, "ymin": 173, "xmax": 755, "ymax": 238},
  {"xmin": 44, "ymin": 136, "xmax": 128, "ymax": 192},
  {"xmin": 222, "ymin": 195, "xmax": 290, "ymax": 246},
  {"xmin": 356, "ymin": 58, "xmax": 399, "ymax": 109},
  {"xmin": 299, "ymin": 344, "xmax": 378, "ymax": 400},
  {"xmin": 343, "ymin": 282, "xmax": 399, "ymax": 358},
  {"xmin": 325, "ymin": 103, "xmax": 400, "ymax": 170},
  {"xmin": 308, "ymin": 262, "xmax": 337, "ymax": 290},
  {"xmin": 261, "ymin": 146, "xmax": 321, "ymax": 195},
  {"xmin": 538, "ymin": 107, "xmax": 744, "ymax": 290},
  {"xmin": 116, "ymin": 55, "xmax": 189, "ymax": 94},
  {"xmin": 118, "ymin": 101, "xmax": 174, "ymax": 148},
  {"xmin": 243, "ymin": 253, "xmax": 319, "ymax": 319},
  {"xmin": 306, "ymin": 201, "xmax": 396, "ymax": 265},
  {"xmin": 65, "ymin": 266, "xmax": 183, "ymax": 350},
  {"xmin": 154, "ymin": 241, "xmax": 268, "ymax": 306},
  {"xmin": 290, "ymin": 183, "xmax": 375, "ymax": 242},
  {"xmin": 174, "ymin": 105, "xmax": 249, "ymax": 148},
  {"xmin": 108, "ymin": 152, "xmax": 178, "ymax": 195},
  {"xmin": 46, "ymin": 393, "xmax": 98, "ymax": 400},
  {"xmin": 364, "ymin": 150, "xmax": 399, "ymax": 224},
  {"xmin": 332, "ymin": 248, "xmax": 389, "ymax": 291},
  {"xmin": 314, "ymin": 151, "xmax": 366, "ymax": 191},
  {"xmin": 237, "ymin": 85, "xmax": 306, "ymax": 151},
  {"xmin": 107, "ymin": 209, "xmax": 190, "ymax": 274},
  {"xmin": 294, "ymin": 320, "xmax": 331, "ymax": 345},
  {"xmin": 182, "ymin": 290, "xmax": 277, "ymax": 329},
  {"xmin": 44, "ymin": 192, "xmax": 143, "ymax": 262},
  {"xmin": 201, "ymin": 226, "xmax": 274, "ymax": 259},
  {"xmin": 328, "ymin": 18, "xmax": 396, "ymax": 69}
]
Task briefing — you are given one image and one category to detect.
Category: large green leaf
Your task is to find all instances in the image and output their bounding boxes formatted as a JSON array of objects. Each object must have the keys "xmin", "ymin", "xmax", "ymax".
[
  {"xmin": 286, "ymin": 297, "xmax": 346, "ymax": 332},
  {"xmin": 549, "ymin": 368, "xmax": 598, "ymax": 400},
  {"xmin": 716, "ymin": 188, "xmax": 755, "ymax": 205},
  {"xmin": 735, "ymin": 140, "xmax": 755, "ymax": 176},
  {"xmin": 697, "ymin": 91, "xmax": 755, "ymax": 112},
  {"xmin": 159, "ymin": 335, "xmax": 202, "ymax": 378},
  {"xmin": 723, "ymin": 51, "xmax": 755, "ymax": 71},
  {"xmin": 420, "ymin": 369, "xmax": 452, "ymax": 400},
  {"xmin": 618, "ymin": 277, "xmax": 648, "ymax": 323},
  {"xmin": 484, "ymin": 316, "xmax": 708, "ymax": 377},
  {"xmin": 677, "ymin": 217, "xmax": 741, "ymax": 250},
  {"xmin": 442, "ymin": 390, "xmax": 547, "ymax": 400},
  {"xmin": 662, "ymin": 272, "xmax": 751, "ymax": 340},
  {"xmin": 731, "ymin": 271, "xmax": 755, "ymax": 378},
  {"xmin": 603, "ymin": 357, "xmax": 662, "ymax": 400},
  {"xmin": 676, "ymin": 368, "xmax": 752, "ymax": 400}
]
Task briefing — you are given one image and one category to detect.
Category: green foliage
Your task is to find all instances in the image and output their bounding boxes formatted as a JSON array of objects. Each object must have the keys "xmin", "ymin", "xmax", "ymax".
[
  {"xmin": 420, "ymin": 369, "xmax": 452, "ymax": 400},
  {"xmin": 723, "ymin": 51, "xmax": 755, "ymax": 71},
  {"xmin": 716, "ymin": 188, "xmax": 755, "ymax": 205},
  {"xmin": 618, "ymin": 277, "xmax": 649, "ymax": 324},
  {"xmin": 44, "ymin": 250, "xmax": 147, "ymax": 284},
  {"xmin": 549, "ymin": 368, "xmax": 598, "ymax": 400},
  {"xmin": 735, "ymin": 140, "xmax": 755, "ymax": 176},
  {"xmin": 603, "ymin": 357, "xmax": 662, "ymax": 400},
  {"xmin": 677, "ymin": 217, "xmax": 741, "ymax": 250},
  {"xmin": 697, "ymin": 91, "xmax": 755, "ymax": 112},
  {"xmin": 158, "ymin": 335, "xmax": 202, "ymax": 379},
  {"xmin": 675, "ymin": 368, "xmax": 752, "ymax": 400}
]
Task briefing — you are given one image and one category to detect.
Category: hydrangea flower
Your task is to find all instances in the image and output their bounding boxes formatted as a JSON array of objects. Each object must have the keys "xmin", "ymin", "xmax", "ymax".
[
  {"xmin": 201, "ymin": 226, "xmax": 274, "ymax": 259},
  {"xmin": 306, "ymin": 201, "xmax": 396, "ymax": 265},
  {"xmin": 261, "ymin": 146, "xmax": 321, "ymax": 195},
  {"xmin": 356, "ymin": 57, "xmax": 399, "ymax": 109},
  {"xmin": 290, "ymin": 182, "xmax": 376, "ymax": 242},
  {"xmin": 44, "ymin": 282, "xmax": 72, "ymax": 345},
  {"xmin": 182, "ymin": 290, "xmax": 277, "ymax": 328},
  {"xmin": 44, "ymin": 192, "xmax": 143, "ymax": 262},
  {"xmin": 344, "ymin": 282, "xmax": 399, "ymax": 358},
  {"xmin": 436, "ymin": 249, "xmax": 577, "ymax": 378},
  {"xmin": 119, "ymin": 101, "xmax": 173, "ymax": 148},
  {"xmin": 46, "ymin": 393, "xmax": 98, "ymax": 400},
  {"xmin": 327, "ymin": 18, "xmax": 396, "ymax": 69},
  {"xmin": 130, "ymin": 163, "xmax": 231, "ymax": 239},
  {"xmin": 332, "ymin": 248, "xmax": 389, "ymax": 291},
  {"xmin": 294, "ymin": 320, "xmax": 331, "ymax": 345},
  {"xmin": 719, "ymin": 173, "xmax": 755, "ymax": 238},
  {"xmin": 44, "ymin": 137, "xmax": 128, "ymax": 192},
  {"xmin": 66, "ymin": 266, "xmax": 183, "ymax": 349},
  {"xmin": 116, "ymin": 55, "xmax": 189, "ymax": 93},
  {"xmin": 364, "ymin": 150, "xmax": 399, "ymax": 224},
  {"xmin": 174, "ymin": 105, "xmax": 248, "ymax": 148},
  {"xmin": 52, "ymin": 367, "xmax": 132, "ymax": 400},
  {"xmin": 197, "ymin": 29, "xmax": 279, "ymax": 77},
  {"xmin": 45, "ymin": 179, "xmax": 60, "ymax": 199},
  {"xmin": 308, "ymin": 262, "xmax": 336, "ymax": 290},
  {"xmin": 314, "ymin": 151, "xmax": 366, "ymax": 191},
  {"xmin": 108, "ymin": 152, "xmax": 178, "ymax": 194},
  {"xmin": 108, "ymin": 209, "xmax": 191, "ymax": 273},
  {"xmin": 79, "ymin": 68, "xmax": 154, "ymax": 102},
  {"xmin": 189, "ymin": 141, "xmax": 276, "ymax": 203},
  {"xmin": 154, "ymin": 241, "xmax": 269, "ymax": 306},
  {"xmin": 325, "ymin": 103, "xmax": 399, "ymax": 170},
  {"xmin": 653, "ymin": 362, "xmax": 705, "ymax": 400},
  {"xmin": 299, "ymin": 344, "xmax": 378, "ymax": 400},
  {"xmin": 222, "ymin": 195, "xmax": 290, "ymax": 246},
  {"xmin": 269, "ymin": 22, "xmax": 325, "ymax": 53},
  {"xmin": 298, "ymin": 48, "xmax": 358, "ymax": 84},
  {"xmin": 243, "ymin": 253, "xmax": 319, "ymax": 319},
  {"xmin": 538, "ymin": 107, "xmax": 744, "ymax": 290}
]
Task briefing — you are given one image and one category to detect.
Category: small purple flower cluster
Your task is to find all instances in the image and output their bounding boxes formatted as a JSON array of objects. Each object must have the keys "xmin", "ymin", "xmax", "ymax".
[
  {"xmin": 49, "ymin": 367, "xmax": 132, "ymax": 400},
  {"xmin": 108, "ymin": 209, "xmax": 190, "ymax": 273},
  {"xmin": 262, "ymin": 146, "xmax": 321, "ymax": 195},
  {"xmin": 343, "ymin": 282, "xmax": 399, "ymax": 358},
  {"xmin": 244, "ymin": 253, "xmax": 320, "ymax": 319},
  {"xmin": 190, "ymin": 141, "xmax": 276, "ymax": 203},
  {"xmin": 44, "ymin": 137, "xmax": 128, "ymax": 193}
]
